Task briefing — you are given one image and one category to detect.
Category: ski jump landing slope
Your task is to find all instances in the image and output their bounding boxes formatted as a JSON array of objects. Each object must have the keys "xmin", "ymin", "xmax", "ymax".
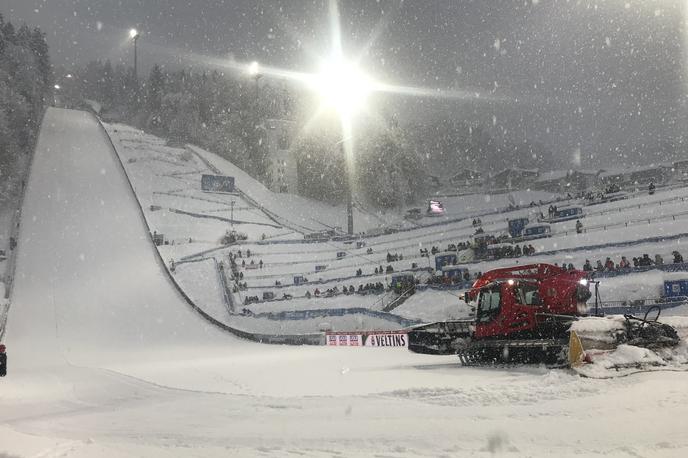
[
  {"xmin": 2, "ymin": 108, "xmax": 688, "ymax": 458},
  {"xmin": 5, "ymin": 108, "xmax": 238, "ymax": 367}
]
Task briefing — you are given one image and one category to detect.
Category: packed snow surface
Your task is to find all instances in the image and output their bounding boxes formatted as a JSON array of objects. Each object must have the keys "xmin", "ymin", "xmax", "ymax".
[{"xmin": 2, "ymin": 109, "xmax": 688, "ymax": 457}]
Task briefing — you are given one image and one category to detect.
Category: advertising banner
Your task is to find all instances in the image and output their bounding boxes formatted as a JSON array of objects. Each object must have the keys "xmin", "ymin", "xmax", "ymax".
[
  {"xmin": 326, "ymin": 333, "xmax": 362, "ymax": 346},
  {"xmin": 326, "ymin": 331, "xmax": 407, "ymax": 348},
  {"xmin": 363, "ymin": 332, "xmax": 408, "ymax": 347},
  {"xmin": 201, "ymin": 174, "xmax": 235, "ymax": 193}
]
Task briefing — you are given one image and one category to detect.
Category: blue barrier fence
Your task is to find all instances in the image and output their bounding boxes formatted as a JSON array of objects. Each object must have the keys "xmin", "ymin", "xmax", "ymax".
[
  {"xmin": 247, "ymin": 307, "xmax": 420, "ymax": 327},
  {"xmin": 595, "ymin": 299, "xmax": 687, "ymax": 316}
]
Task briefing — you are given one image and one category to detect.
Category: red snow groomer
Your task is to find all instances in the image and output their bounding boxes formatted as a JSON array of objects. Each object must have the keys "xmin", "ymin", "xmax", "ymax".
[{"xmin": 408, "ymin": 263, "xmax": 680, "ymax": 366}]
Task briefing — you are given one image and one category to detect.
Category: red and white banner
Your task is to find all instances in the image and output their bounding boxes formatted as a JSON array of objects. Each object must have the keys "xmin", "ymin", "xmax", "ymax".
[{"xmin": 326, "ymin": 333, "xmax": 362, "ymax": 346}]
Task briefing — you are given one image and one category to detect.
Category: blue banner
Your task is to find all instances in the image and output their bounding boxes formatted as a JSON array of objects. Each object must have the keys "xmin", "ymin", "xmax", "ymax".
[{"xmin": 201, "ymin": 174, "xmax": 235, "ymax": 193}]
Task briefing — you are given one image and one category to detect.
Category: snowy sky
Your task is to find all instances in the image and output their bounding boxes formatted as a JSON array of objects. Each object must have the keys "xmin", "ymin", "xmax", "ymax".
[{"xmin": 2, "ymin": 0, "xmax": 686, "ymax": 166}]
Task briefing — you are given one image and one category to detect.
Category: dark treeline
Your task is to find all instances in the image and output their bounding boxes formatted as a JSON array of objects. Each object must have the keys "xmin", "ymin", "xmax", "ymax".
[
  {"xmin": 65, "ymin": 60, "xmax": 291, "ymax": 183},
  {"xmin": 0, "ymin": 14, "xmax": 52, "ymax": 197},
  {"xmin": 67, "ymin": 59, "xmax": 551, "ymax": 208}
]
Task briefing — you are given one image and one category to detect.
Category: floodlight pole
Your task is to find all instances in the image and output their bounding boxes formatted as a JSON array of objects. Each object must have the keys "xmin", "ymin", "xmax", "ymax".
[
  {"xmin": 346, "ymin": 178, "xmax": 354, "ymax": 235},
  {"xmin": 133, "ymin": 34, "xmax": 138, "ymax": 82},
  {"xmin": 335, "ymin": 137, "xmax": 355, "ymax": 235}
]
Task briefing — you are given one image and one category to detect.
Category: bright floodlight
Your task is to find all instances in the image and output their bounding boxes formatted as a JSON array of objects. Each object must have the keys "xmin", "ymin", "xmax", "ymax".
[
  {"xmin": 129, "ymin": 28, "xmax": 139, "ymax": 39},
  {"xmin": 54, "ymin": 84, "xmax": 61, "ymax": 90},
  {"xmin": 247, "ymin": 61, "xmax": 260, "ymax": 76},
  {"xmin": 314, "ymin": 57, "xmax": 373, "ymax": 115}
]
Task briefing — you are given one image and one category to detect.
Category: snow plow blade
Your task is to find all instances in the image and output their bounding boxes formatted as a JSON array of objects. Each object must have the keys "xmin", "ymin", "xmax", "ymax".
[{"xmin": 569, "ymin": 310, "xmax": 688, "ymax": 378}]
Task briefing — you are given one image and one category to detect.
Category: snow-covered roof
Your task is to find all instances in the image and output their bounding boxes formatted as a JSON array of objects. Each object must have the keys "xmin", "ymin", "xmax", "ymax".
[
  {"xmin": 493, "ymin": 167, "xmax": 539, "ymax": 179},
  {"xmin": 536, "ymin": 169, "xmax": 600, "ymax": 183},
  {"xmin": 524, "ymin": 222, "xmax": 551, "ymax": 229},
  {"xmin": 535, "ymin": 170, "xmax": 569, "ymax": 183},
  {"xmin": 441, "ymin": 265, "xmax": 468, "ymax": 272},
  {"xmin": 451, "ymin": 168, "xmax": 482, "ymax": 178},
  {"xmin": 600, "ymin": 164, "xmax": 673, "ymax": 179}
]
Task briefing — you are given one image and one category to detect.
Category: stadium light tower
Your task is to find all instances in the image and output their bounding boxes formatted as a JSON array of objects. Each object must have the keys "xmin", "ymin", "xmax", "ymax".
[
  {"xmin": 312, "ymin": 56, "xmax": 374, "ymax": 235},
  {"xmin": 129, "ymin": 28, "xmax": 140, "ymax": 81},
  {"xmin": 247, "ymin": 61, "xmax": 260, "ymax": 78},
  {"xmin": 313, "ymin": 56, "xmax": 372, "ymax": 117}
]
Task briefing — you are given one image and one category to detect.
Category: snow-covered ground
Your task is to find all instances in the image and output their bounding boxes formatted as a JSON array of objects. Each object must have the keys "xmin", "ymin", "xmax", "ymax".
[{"xmin": 2, "ymin": 108, "xmax": 688, "ymax": 457}]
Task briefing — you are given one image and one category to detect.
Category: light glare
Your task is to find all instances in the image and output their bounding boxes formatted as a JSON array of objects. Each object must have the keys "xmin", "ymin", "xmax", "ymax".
[
  {"xmin": 314, "ymin": 58, "xmax": 372, "ymax": 115},
  {"xmin": 129, "ymin": 28, "xmax": 138, "ymax": 39},
  {"xmin": 247, "ymin": 61, "xmax": 260, "ymax": 76}
]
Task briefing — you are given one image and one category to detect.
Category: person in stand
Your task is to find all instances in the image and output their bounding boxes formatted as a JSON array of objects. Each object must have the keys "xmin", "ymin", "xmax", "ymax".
[
  {"xmin": 649, "ymin": 181, "xmax": 656, "ymax": 195},
  {"xmin": 305, "ymin": 290, "xmax": 311, "ymax": 299},
  {"xmin": 259, "ymin": 259, "xmax": 263, "ymax": 269},
  {"xmin": 632, "ymin": 257, "xmax": 639, "ymax": 268},
  {"xmin": 246, "ymin": 249, "xmax": 251, "ymax": 257},
  {"xmin": 583, "ymin": 259, "xmax": 593, "ymax": 272},
  {"xmin": 575, "ymin": 219, "xmax": 583, "ymax": 234},
  {"xmin": 595, "ymin": 260, "xmax": 604, "ymax": 272},
  {"xmin": 241, "ymin": 259, "xmax": 246, "ymax": 268},
  {"xmin": 640, "ymin": 254, "xmax": 654, "ymax": 266},
  {"xmin": 673, "ymin": 251, "xmax": 684, "ymax": 264},
  {"xmin": 655, "ymin": 254, "xmax": 664, "ymax": 266},
  {"xmin": 604, "ymin": 257, "xmax": 614, "ymax": 271}
]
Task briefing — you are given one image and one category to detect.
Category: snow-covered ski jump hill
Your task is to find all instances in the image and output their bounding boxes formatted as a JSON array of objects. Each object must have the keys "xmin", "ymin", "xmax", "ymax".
[{"xmin": 1, "ymin": 108, "xmax": 688, "ymax": 457}]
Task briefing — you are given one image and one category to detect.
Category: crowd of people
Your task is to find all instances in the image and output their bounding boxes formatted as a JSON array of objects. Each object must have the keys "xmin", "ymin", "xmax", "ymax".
[
  {"xmin": 581, "ymin": 251, "xmax": 684, "ymax": 272},
  {"xmin": 488, "ymin": 244, "xmax": 537, "ymax": 259},
  {"xmin": 386, "ymin": 252, "xmax": 404, "ymax": 262},
  {"xmin": 307, "ymin": 282, "xmax": 386, "ymax": 298},
  {"xmin": 240, "ymin": 259, "xmax": 264, "ymax": 269}
]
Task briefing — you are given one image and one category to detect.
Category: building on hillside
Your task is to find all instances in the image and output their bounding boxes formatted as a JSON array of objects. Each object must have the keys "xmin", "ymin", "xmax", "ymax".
[
  {"xmin": 532, "ymin": 169, "xmax": 600, "ymax": 193},
  {"xmin": 600, "ymin": 164, "xmax": 673, "ymax": 188},
  {"xmin": 449, "ymin": 168, "xmax": 484, "ymax": 189},
  {"xmin": 261, "ymin": 118, "xmax": 297, "ymax": 193},
  {"xmin": 491, "ymin": 167, "xmax": 539, "ymax": 190},
  {"xmin": 673, "ymin": 159, "xmax": 688, "ymax": 180}
]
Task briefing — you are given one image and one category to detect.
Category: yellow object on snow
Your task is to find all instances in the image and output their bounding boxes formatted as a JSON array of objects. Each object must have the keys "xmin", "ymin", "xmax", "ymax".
[{"xmin": 568, "ymin": 331, "xmax": 586, "ymax": 367}]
